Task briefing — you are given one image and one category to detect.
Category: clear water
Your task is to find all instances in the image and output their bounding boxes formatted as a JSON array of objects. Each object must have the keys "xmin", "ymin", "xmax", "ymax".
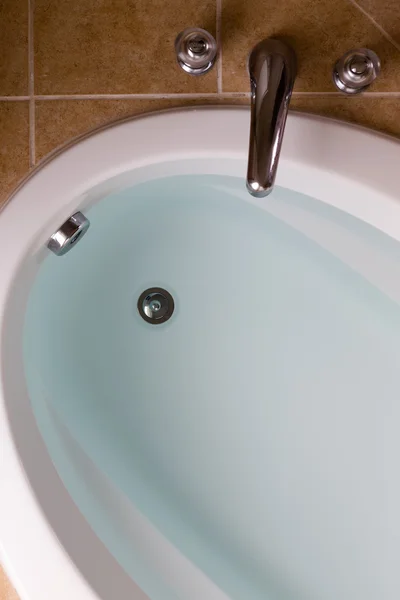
[{"xmin": 24, "ymin": 175, "xmax": 400, "ymax": 600}]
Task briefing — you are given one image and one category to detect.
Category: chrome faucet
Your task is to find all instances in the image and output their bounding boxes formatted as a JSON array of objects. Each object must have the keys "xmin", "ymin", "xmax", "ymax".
[{"xmin": 246, "ymin": 39, "xmax": 297, "ymax": 197}]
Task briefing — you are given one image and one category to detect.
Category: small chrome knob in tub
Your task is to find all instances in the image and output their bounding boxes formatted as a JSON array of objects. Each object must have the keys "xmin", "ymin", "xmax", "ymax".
[
  {"xmin": 47, "ymin": 211, "xmax": 90, "ymax": 256},
  {"xmin": 137, "ymin": 288, "xmax": 175, "ymax": 324},
  {"xmin": 333, "ymin": 48, "xmax": 380, "ymax": 94},
  {"xmin": 175, "ymin": 28, "xmax": 217, "ymax": 75}
]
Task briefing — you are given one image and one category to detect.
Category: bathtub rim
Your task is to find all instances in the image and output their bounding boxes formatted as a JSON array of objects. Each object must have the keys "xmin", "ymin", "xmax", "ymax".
[{"xmin": 1, "ymin": 106, "xmax": 400, "ymax": 600}]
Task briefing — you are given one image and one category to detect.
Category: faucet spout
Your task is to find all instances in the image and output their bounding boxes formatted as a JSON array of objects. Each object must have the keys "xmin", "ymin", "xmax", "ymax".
[{"xmin": 246, "ymin": 39, "xmax": 297, "ymax": 197}]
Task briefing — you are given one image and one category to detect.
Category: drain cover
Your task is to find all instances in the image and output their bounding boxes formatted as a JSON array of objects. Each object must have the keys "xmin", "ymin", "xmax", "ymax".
[{"xmin": 138, "ymin": 287, "xmax": 175, "ymax": 324}]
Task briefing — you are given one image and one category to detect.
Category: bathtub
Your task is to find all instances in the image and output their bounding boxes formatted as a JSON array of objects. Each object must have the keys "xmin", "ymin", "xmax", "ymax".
[{"xmin": 1, "ymin": 107, "xmax": 400, "ymax": 600}]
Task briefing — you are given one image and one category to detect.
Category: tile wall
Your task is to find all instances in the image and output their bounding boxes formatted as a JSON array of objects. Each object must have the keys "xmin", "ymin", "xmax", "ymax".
[
  {"xmin": 1, "ymin": 0, "xmax": 400, "ymax": 210},
  {"xmin": 0, "ymin": 0, "xmax": 399, "ymax": 595}
]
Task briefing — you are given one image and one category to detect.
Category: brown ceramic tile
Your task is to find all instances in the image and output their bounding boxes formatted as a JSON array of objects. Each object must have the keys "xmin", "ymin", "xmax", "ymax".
[
  {"xmin": 35, "ymin": 98, "xmax": 241, "ymax": 160},
  {"xmin": 0, "ymin": 565, "xmax": 19, "ymax": 600},
  {"xmin": 36, "ymin": 94, "xmax": 400, "ymax": 163},
  {"xmin": 222, "ymin": 0, "xmax": 400, "ymax": 92},
  {"xmin": 291, "ymin": 95, "xmax": 400, "ymax": 138},
  {"xmin": 0, "ymin": 0, "xmax": 28, "ymax": 95},
  {"xmin": 35, "ymin": 99, "xmax": 180, "ymax": 160},
  {"xmin": 34, "ymin": 0, "xmax": 217, "ymax": 94},
  {"xmin": 228, "ymin": 93, "xmax": 400, "ymax": 138},
  {"xmin": 355, "ymin": 0, "xmax": 400, "ymax": 47},
  {"xmin": 0, "ymin": 102, "xmax": 30, "ymax": 207}
]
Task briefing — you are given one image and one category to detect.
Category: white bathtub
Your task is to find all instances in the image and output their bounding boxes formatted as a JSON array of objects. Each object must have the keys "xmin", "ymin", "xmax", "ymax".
[{"xmin": 1, "ymin": 108, "xmax": 400, "ymax": 600}]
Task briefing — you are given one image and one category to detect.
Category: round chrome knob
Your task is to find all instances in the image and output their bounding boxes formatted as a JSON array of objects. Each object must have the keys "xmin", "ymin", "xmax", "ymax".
[
  {"xmin": 349, "ymin": 57, "xmax": 369, "ymax": 75},
  {"xmin": 47, "ymin": 211, "xmax": 90, "ymax": 256},
  {"xmin": 137, "ymin": 288, "xmax": 175, "ymax": 325},
  {"xmin": 175, "ymin": 28, "xmax": 217, "ymax": 76},
  {"xmin": 333, "ymin": 48, "xmax": 380, "ymax": 94}
]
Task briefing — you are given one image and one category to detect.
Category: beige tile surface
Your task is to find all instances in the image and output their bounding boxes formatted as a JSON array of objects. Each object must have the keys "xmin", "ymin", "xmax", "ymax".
[
  {"xmin": 0, "ymin": 565, "xmax": 18, "ymax": 600},
  {"xmin": 0, "ymin": 102, "xmax": 30, "ymax": 207},
  {"xmin": 356, "ymin": 0, "xmax": 400, "ymax": 46},
  {"xmin": 34, "ymin": 0, "xmax": 217, "ymax": 94},
  {"xmin": 222, "ymin": 0, "xmax": 400, "ymax": 92},
  {"xmin": 0, "ymin": 0, "xmax": 28, "ymax": 96}
]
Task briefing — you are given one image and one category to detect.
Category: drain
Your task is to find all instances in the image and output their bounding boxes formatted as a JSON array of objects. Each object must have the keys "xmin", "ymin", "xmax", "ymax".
[{"xmin": 138, "ymin": 287, "xmax": 175, "ymax": 324}]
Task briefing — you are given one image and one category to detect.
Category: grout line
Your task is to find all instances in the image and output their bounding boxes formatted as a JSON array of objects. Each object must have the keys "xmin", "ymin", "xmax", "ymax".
[
  {"xmin": 29, "ymin": 103, "xmax": 35, "ymax": 166},
  {"xmin": 347, "ymin": 0, "xmax": 400, "ymax": 53},
  {"xmin": 293, "ymin": 92, "xmax": 344, "ymax": 96},
  {"xmin": 216, "ymin": 0, "xmax": 223, "ymax": 93},
  {"xmin": 292, "ymin": 91, "xmax": 400, "ymax": 97},
  {"xmin": 2, "ymin": 91, "xmax": 399, "ymax": 103},
  {"xmin": 34, "ymin": 92, "xmax": 250, "ymax": 100},
  {"xmin": 0, "ymin": 96, "xmax": 31, "ymax": 101},
  {"xmin": 359, "ymin": 91, "xmax": 400, "ymax": 96},
  {"xmin": 29, "ymin": 100, "xmax": 35, "ymax": 166},
  {"xmin": 28, "ymin": 0, "xmax": 36, "ymax": 167}
]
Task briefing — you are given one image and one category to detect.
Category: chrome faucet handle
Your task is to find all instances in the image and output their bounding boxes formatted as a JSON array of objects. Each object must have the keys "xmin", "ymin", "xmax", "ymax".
[
  {"xmin": 175, "ymin": 28, "xmax": 217, "ymax": 75},
  {"xmin": 333, "ymin": 48, "xmax": 380, "ymax": 94}
]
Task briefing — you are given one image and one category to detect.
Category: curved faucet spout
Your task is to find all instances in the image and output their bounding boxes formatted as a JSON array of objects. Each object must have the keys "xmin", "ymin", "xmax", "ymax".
[{"xmin": 246, "ymin": 39, "xmax": 297, "ymax": 197}]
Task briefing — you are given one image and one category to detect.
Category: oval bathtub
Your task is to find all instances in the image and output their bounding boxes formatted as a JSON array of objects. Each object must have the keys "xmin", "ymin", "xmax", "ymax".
[{"xmin": 1, "ymin": 108, "xmax": 400, "ymax": 600}]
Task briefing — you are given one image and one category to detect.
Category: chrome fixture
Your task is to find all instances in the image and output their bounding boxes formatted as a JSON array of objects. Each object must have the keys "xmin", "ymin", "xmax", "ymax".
[
  {"xmin": 138, "ymin": 288, "xmax": 175, "ymax": 324},
  {"xmin": 247, "ymin": 39, "xmax": 297, "ymax": 197},
  {"xmin": 333, "ymin": 48, "xmax": 380, "ymax": 94},
  {"xmin": 175, "ymin": 28, "xmax": 217, "ymax": 75},
  {"xmin": 47, "ymin": 211, "xmax": 90, "ymax": 256}
]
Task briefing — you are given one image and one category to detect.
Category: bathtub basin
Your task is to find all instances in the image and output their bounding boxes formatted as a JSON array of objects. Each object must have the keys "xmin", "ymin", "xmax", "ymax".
[{"xmin": 1, "ymin": 107, "xmax": 400, "ymax": 600}]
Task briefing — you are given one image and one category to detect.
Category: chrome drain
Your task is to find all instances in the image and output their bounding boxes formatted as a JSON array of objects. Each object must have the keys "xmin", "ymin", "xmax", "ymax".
[{"xmin": 138, "ymin": 288, "xmax": 175, "ymax": 324}]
